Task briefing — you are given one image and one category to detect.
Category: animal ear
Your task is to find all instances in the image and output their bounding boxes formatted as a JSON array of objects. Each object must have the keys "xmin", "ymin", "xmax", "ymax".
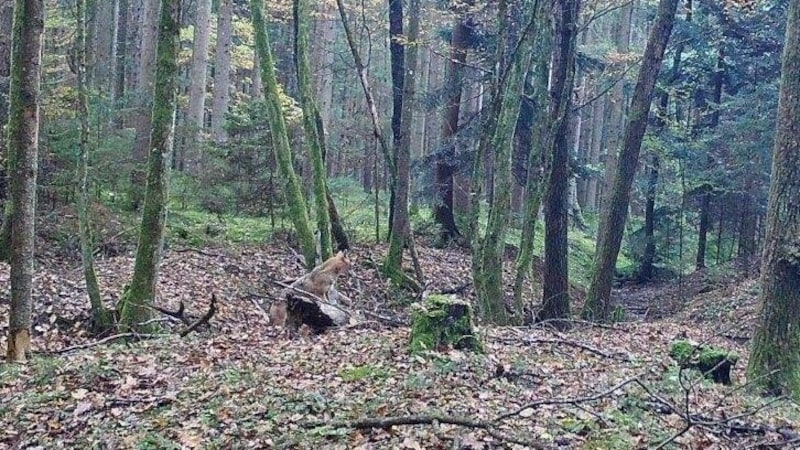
[{"xmin": 336, "ymin": 250, "xmax": 345, "ymax": 258}]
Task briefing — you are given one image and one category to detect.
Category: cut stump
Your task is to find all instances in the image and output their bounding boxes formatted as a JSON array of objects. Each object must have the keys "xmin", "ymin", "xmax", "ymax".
[
  {"xmin": 669, "ymin": 340, "xmax": 739, "ymax": 385},
  {"xmin": 409, "ymin": 295, "xmax": 483, "ymax": 354}
]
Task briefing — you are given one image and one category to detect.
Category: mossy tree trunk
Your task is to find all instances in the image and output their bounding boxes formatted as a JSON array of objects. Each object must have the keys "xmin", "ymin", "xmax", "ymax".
[
  {"xmin": 582, "ymin": 0, "xmax": 679, "ymax": 322},
  {"xmin": 0, "ymin": 0, "xmax": 11, "ymax": 207},
  {"xmin": 293, "ymin": 0, "xmax": 332, "ymax": 260},
  {"xmin": 475, "ymin": 3, "xmax": 535, "ymax": 325},
  {"xmin": 747, "ymin": 0, "xmax": 800, "ymax": 399},
  {"xmin": 540, "ymin": 0, "xmax": 580, "ymax": 330},
  {"xmin": 384, "ymin": 0, "xmax": 422, "ymax": 289},
  {"xmin": 117, "ymin": 0, "xmax": 182, "ymax": 332},
  {"xmin": 252, "ymin": 0, "xmax": 316, "ymax": 268},
  {"xmin": 5, "ymin": 0, "xmax": 43, "ymax": 362},
  {"xmin": 512, "ymin": 0, "xmax": 552, "ymax": 314},
  {"xmin": 76, "ymin": 0, "xmax": 113, "ymax": 333}
]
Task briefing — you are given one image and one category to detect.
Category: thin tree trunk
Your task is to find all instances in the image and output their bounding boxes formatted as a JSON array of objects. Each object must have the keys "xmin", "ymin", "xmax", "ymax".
[
  {"xmin": 210, "ymin": 0, "xmax": 232, "ymax": 144},
  {"xmin": 386, "ymin": 0, "xmax": 404, "ymax": 241},
  {"xmin": 294, "ymin": 0, "xmax": 332, "ymax": 259},
  {"xmin": 312, "ymin": 2, "xmax": 336, "ymax": 133},
  {"xmin": 747, "ymin": 0, "xmax": 800, "ymax": 398},
  {"xmin": 434, "ymin": 11, "xmax": 468, "ymax": 243},
  {"xmin": 385, "ymin": 0, "xmax": 422, "ymax": 290},
  {"xmin": 117, "ymin": 0, "xmax": 182, "ymax": 331},
  {"xmin": 638, "ymin": 155, "xmax": 659, "ymax": 281},
  {"xmin": 540, "ymin": 0, "xmax": 581, "ymax": 330},
  {"xmin": 0, "ymin": 0, "xmax": 13, "ymax": 209},
  {"xmin": 113, "ymin": 0, "xmax": 127, "ymax": 108},
  {"xmin": 5, "ymin": 0, "xmax": 44, "ymax": 362},
  {"xmin": 695, "ymin": 184, "xmax": 711, "ymax": 269},
  {"xmin": 585, "ymin": 93, "xmax": 605, "ymax": 211},
  {"xmin": 251, "ymin": 0, "xmax": 316, "ymax": 268},
  {"xmin": 185, "ymin": 0, "xmax": 211, "ymax": 171},
  {"xmin": 582, "ymin": 0, "xmax": 679, "ymax": 322},
  {"xmin": 129, "ymin": 0, "xmax": 159, "ymax": 210},
  {"xmin": 76, "ymin": 0, "xmax": 113, "ymax": 333},
  {"xmin": 91, "ymin": 0, "xmax": 116, "ymax": 94},
  {"xmin": 512, "ymin": 0, "xmax": 551, "ymax": 315}
]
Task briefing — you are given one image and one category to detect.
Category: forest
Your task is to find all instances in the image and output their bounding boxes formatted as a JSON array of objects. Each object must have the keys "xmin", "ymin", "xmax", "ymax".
[{"xmin": 1, "ymin": 0, "xmax": 799, "ymax": 447}]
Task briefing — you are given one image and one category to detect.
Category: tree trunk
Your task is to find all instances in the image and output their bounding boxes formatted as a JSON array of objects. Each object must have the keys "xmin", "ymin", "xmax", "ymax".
[
  {"xmin": 117, "ymin": 0, "xmax": 182, "ymax": 332},
  {"xmin": 585, "ymin": 93, "xmax": 605, "ymax": 212},
  {"xmin": 185, "ymin": 0, "xmax": 211, "ymax": 171},
  {"xmin": 0, "ymin": 0, "xmax": 13, "ymax": 201},
  {"xmin": 540, "ymin": 0, "xmax": 581, "ymax": 330},
  {"xmin": 747, "ymin": 0, "xmax": 800, "ymax": 399},
  {"xmin": 386, "ymin": 0, "xmax": 404, "ymax": 241},
  {"xmin": 5, "ymin": 0, "xmax": 43, "ymax": 362},
  {"xmin": 638, "ymin": 155, "xmax": 659, "ymax": 282},
  {"xmin": 433, "ymin": 12, "xmax": 468, "ymax": 244},
  {"xmin": 597, "ymin": 2, "xmax": 633, "ymax": 222},
  {"xmin": 512, "ymin": 0, "xmax": 551, "ymax": 316},
  {"xmin": 695, "ymin": 184, "xmax": 711, "ymax": 269},
  {"xmin": 385, "ymin": 0, "xmax": 422, "ymax": 290},
  {"xmin": 91, "ymin": 0, "xmax": 116, "ymax": 94},
  {"xmin": 113, "ymin": 0, "xmax": 128, "ymax": 107},
  {"xmin": 76, "ymin": 0, "xmax": 113, "ymax": 333},
  {"xmin": 210, "ymin": 0, "xmax": 232, "ymax": 144},
  {"xmin": 251, "ymin": 0, "xmax": 316, "ymax": 268},
  {"xmin": 312, "ymin": 2, "xmax": 336, "ymax": 134},
  {"xmin": 294, "ymin": 0, "xmax": 333, "ymax": 260},
  {"xmin": 129, "ymin": 0, "xmax": 159, "ymax": 210},
  {"xmin": 582, "ymin": 0, "xmax": 679, "ymax": 322},
  {"xmin": 738, "ymin": 192, "xmax": 757, "ymax": 260}
]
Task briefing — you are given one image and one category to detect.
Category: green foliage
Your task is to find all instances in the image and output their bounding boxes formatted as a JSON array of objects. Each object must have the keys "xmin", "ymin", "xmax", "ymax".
[{"xmin": 339, "ymin": 364, "xmax": 391, "ymax": 382}]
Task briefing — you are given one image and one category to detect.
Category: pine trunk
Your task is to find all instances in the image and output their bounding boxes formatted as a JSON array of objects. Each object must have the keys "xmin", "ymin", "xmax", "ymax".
[
  {"xmin": 185, "ymin": 0, "xmax": 211, "ymax": 171},
  {"xmin": 434, "ymin": 13, "xmax": 468, "ymax": 243},
  {"xmin": 117, "ymin": 0, "xmax": 182, "ymax": 331},
  {"xmin": 210, "ymin": 0, "xmax": 233, "ymax": 144},
  {"xmin": 541, "ymin": 0, "xmax": 580, "ymax": 330},
  {"xmin": 747, "ymin": 0, "xmax": 800, "ymax": 399},
  {"xmin": 5, "ymin": 0, "xmax": 43, "ymax": 362},
  {"xmin": 583, "ymin": 0, "xmax": 679, "ymax": 322}
]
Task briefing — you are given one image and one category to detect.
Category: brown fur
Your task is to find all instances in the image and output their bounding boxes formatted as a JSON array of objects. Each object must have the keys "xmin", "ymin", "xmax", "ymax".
[{"xmin": 270, "ymin": 251, "xmax": 351, "ymax": 327}]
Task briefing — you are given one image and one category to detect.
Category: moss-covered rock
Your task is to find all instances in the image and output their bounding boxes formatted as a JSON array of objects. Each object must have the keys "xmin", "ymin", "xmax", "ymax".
[
  {"xmin": 669, "ymin": 340, "xmax": 739, "ymax": 385},
  {"xmin": 409, "ymin": 295, "xmax": 483, "ymax": 354}
]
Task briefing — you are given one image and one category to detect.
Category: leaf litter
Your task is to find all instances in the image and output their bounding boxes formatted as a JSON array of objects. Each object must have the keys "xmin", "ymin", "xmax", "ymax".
[{"xmin": 0, "ymin": 244, "xmax": 798, "ymax": 449}]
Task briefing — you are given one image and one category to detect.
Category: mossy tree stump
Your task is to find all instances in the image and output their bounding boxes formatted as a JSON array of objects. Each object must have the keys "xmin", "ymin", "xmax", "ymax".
[
  {"xmin": 670, "ymin": 340, "xmax": 739, "ymax": 385},
  {"xmin": 409, "ymin": 295, "xmax": 483, "ymax": 354}
]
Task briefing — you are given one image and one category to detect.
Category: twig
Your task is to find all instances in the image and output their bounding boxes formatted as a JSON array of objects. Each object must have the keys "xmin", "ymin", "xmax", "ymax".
[
  {"xmin": 48, "ymin": 333, "xmax": 170, "ymax": 354},
  {"xmin": 180, "ymin": 294, "xmax": 217, "ymax": 337},
  {"xmin": 496, "ymin": 376, "xmax": 643, "ymax": 421},
  {"xmin": 304, "ymin": 414, "xmax": 551, "ymax": 449},
  {"xmin": 171, "ymin": 247, "xmax": 224, "ymax": 258}
]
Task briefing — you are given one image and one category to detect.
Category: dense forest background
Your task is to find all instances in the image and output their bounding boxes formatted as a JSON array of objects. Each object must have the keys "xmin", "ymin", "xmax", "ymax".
[{"xmin": 2, "ymin": 0, "xmax": 800, "ymax": 447}]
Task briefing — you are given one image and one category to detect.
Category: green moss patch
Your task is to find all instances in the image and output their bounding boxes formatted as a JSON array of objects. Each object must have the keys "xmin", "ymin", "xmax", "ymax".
[
  {"xmin": 409, "ymin": 295, "xmax": 484, "ymax": 354},
  {"xmin": 669, "ymin": 340, "xmax": 739, "ymax": 385}
]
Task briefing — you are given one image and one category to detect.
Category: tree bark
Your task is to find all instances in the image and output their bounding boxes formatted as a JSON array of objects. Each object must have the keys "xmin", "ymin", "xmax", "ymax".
[
  {"xmin": 91, "ymin": 0, "xmax": 117, "ymax": 94},
  {"xmin": 210, "ymin": 0, "xmax": 232, "ymax": 144},
  {"xmin": 113, "ymin": 0, "xmax": 128, "ymax": 107},
  {"xmin": 185, "ymin": 0, "xmax": 211, "ymax": 171},
  {"xmin": 117, "ymin": 0, "xmax": 182, "ymax": 332},
  {"xmin": 385, "ymin": 0, "xmax": 422, "ymax": 290},
  {"xmin": 638, "ymin": 155, "xmax": 659, "ymax": 282},
  {"xmin": 5, "ymin": 0, "xmax": 43, "ymax": 362},
  {"xmin": 251, "ymin": 0, "xmax": 316, "ymax": 269},
  {"xmin": 747, "ymin": 0, "xmax": 800, "ymax": 399},
  {"xmin": 0, "ymin": 0, "xmax": 15, "ymax": 256},
  {"xmin": 76, "ymin": 0, "xmax": 113, "ymax": 333},
  {"xmin": 540, "ymin": 0, "xmax": 580, "ymax": 330},
  {"xmin": 512, "ymin": 0, "xmax": 551, "ymax": 317},
  {"xmin": 695, "ymin": 184, "xmax": 712, "ymax": 269},
  {"xmin": 129, "ymin": 0, "xmax": 159, "ymax": 210},
  {"xmin": 294, "ymin": 0, "xmax": 333, "ymax": 260},
  {"xmin": 434, "ymin": 11, "xmax": 468, "ymax": 243},
  {"xmin": 386, "ymin": 0, "xmax": 404, "ymax": 241},
  {"xmin": 582, "ymin": 0, "xmax": 679, "ymax": 322}
]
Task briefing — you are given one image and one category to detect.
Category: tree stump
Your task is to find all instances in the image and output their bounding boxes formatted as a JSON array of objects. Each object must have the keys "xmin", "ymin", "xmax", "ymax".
[
  {"xmin": 409, "ymin": 295, "xmax": 483, "ymax": 354},
  {"xmin": 285, "ymin": 294, "xmax": 350, "ymax": 333},
  {"xmin": 669, "ymin": 340, "xmax": 739, "ymax": 385}
]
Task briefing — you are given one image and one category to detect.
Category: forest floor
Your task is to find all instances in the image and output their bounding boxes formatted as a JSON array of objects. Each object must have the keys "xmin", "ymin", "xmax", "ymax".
[{"xmin": 0, "ymin": 240, "xmax": 798, "ymax": 449}]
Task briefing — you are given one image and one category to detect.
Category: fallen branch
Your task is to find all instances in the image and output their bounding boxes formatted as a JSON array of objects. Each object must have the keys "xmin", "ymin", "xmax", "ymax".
[
  {"xmin": 152, "ymin": 301, "xmax": 191, "ymax": 325},
  {"xmin": 180, "ymin": 294, "xmax": 217, "ymax": 337},
  {"xmin": 304, "ymin": 414, "xmax": 552, "ymax": 449},
  {"xmin": 171, "ymin": 247, "xmax": 224, "ymax": 258},
  {"xmin": 47, "ymin": 333, "xmax": 170, "ymax": 354},
  {"xmin": 493, "ymin": 335, "xmax": 627, "ymax": 360}
]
